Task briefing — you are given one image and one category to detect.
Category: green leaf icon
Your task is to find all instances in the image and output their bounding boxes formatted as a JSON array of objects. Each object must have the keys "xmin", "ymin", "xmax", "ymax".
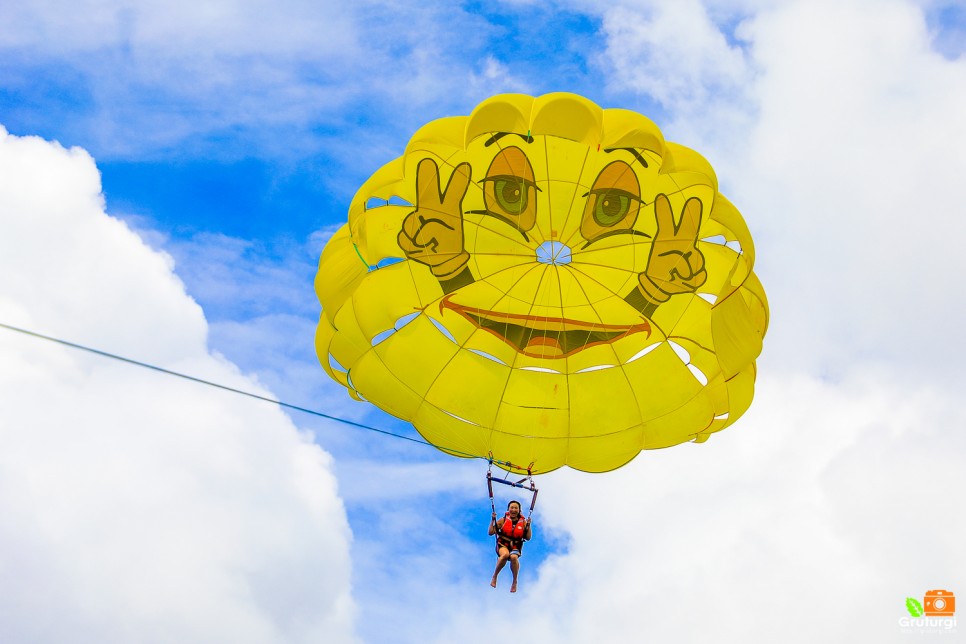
[{"xmin": 906, "ymin": 597, "xmax": 924, "ymax": 617}]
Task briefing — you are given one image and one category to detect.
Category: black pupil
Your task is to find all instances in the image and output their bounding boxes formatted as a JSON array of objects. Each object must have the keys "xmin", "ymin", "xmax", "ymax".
[
  {"xmin": 502, "ymin": 182, "xmax": 522, "ymax": 205},
  {"xmin": 601, "ymin": 195, "xmax": 622, "ymax": 218}
]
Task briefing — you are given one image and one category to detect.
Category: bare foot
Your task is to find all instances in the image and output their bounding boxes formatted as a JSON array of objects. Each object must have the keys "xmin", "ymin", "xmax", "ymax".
[
  {"xmin": 510, "ymin": 581, "xmax": 517, "ymax": 593},
  {"xmin": 490, "ymin": 577, "xmax": 497, "ymax": 588}
]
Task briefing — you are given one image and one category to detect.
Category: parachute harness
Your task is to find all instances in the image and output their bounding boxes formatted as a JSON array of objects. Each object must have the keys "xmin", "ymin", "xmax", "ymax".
[{"xmin": 486, "ymin": 453, "xmax": 538, "ymax": 532}]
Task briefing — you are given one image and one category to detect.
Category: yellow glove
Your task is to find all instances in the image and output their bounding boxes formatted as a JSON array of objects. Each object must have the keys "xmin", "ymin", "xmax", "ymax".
[
  {"xmin": 638, "ymin": 194, "xmax": 708, "ymax": 304},
  {"xmin": 397, "ymin": 158, "xmax": 472, "ymax": 279}
]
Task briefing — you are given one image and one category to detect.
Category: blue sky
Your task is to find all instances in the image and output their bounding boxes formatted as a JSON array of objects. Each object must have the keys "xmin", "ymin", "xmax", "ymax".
[{"xmin": 3, "ymin": 1, "xmax": 966, "ymax": 642}]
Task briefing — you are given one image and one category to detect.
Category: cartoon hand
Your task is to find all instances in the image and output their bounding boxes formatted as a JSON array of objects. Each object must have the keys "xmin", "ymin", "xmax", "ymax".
[
  {"xmin": 398, "ymin": 158, "xmax": 472, "ymax": 280},
  {"xmin": 638, "ymin": 194, "xmax": 707, "ymax": 304}
]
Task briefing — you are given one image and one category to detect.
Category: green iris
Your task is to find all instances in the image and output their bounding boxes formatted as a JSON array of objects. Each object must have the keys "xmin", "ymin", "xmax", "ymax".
[
  {"xmin": 594, "ymin": 192, "xmax": 631, "ymax": 226},
  {"xmin": 494, "ymin": 179, "xmax": 527, "ymax": 215}
]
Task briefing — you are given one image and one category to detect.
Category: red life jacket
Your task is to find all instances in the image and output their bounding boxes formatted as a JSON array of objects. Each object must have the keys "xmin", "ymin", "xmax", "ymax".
[{"xmin": 501, "ymin": 514, "xmax": 527, "ymax": 540}]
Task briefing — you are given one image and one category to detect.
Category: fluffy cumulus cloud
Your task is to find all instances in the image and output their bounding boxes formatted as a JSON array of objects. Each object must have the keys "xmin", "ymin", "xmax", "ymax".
[
  {"xmin": 741, "ymin": 0, "xmax": 966, "ymax": 379},
  {"xmin": 5, "ymin": 1, "xmax": 966, "ymax": 641},
  {"xmin": 0, "ymin": 1, "xmax": 509, "ymax": 159},
  {"xmin": 599, "ymin": 0, "xmax": 966, "ymax": 379},
  {"xmin": 600, "ymin": 0, "xmax": 753, "ymax": 110},
  {"xmin": 0, "ymin": 0, "xmax": 360, "ymax": 149},
  {"xmin": 416, "ymin": 0, "xmax": 965, "ymax": 641},
  {"xmin": 0, "ymin": 127, "xmax": 357, "ymax": 643},
  {"xmin": 439, "ymin": 372, "xmax": 966, "ymax": 642}
]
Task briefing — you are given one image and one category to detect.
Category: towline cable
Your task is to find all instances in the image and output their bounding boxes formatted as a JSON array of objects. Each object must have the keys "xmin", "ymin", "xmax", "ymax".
[{"xmin": 0, "ymin": 321, "xmax": 511, "ymax": 463}]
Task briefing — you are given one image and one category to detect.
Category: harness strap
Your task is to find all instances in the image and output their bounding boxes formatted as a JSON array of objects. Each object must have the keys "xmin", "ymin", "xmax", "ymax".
[
  {"xmin": 487, "ymin": 456, "xmax": 538, "ymax": 529},
  {"xmin": 487, "ymin": 457, "xmax": 497, "ymax": 529}
]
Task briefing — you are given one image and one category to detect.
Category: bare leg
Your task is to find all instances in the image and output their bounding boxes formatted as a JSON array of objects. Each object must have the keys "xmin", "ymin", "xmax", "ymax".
[
  {"xmin": 491, "ymin": 547, "xmax": 510, "ymax": 588},
  {"xmin": 509, "ymin": 553, "xmax": 520, "ymax": 592}
]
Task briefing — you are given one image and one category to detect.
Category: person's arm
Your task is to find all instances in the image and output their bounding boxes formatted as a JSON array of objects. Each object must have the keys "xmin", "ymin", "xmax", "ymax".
[
  {"xmin": 524, "ymin": 519, "xmax": 533, "ymax": 541},
  {"xmin": 488, "ymin": 514, "xmax": 500, "ymax": 536}
]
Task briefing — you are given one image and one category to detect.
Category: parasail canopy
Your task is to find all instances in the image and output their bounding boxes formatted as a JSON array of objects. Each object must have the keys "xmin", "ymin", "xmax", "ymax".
[{"xmin": 315, "ymin": 92, "xmax": 768, "ymax": 473}]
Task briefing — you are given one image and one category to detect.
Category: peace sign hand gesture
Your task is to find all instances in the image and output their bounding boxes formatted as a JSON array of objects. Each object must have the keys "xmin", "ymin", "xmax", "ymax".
[
  {"xmin": 397, "ymin": 158, "xmax": 472, "ymax": 279},
  {"xmin": 638, "ymin": 194, "xmax": 708, "ymax": 304}
]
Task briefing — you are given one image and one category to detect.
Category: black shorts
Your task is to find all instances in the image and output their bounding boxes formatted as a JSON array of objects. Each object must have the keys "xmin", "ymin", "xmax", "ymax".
[{"xmin": 496, "ymin": 537, "xmax": 523, "ymax": 556}]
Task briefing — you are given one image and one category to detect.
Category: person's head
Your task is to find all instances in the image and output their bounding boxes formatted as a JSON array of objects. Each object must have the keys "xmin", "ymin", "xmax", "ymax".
[{"xmin": 507, "ymin": 500, "xmax": 522, "ymax": 516}]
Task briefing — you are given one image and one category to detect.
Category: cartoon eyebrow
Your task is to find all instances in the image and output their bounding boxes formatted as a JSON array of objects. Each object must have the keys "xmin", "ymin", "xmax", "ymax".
[
  {"xmin": 603, "ymin": 147, "xmax": 649, "ymax": 168},
  {"xmin": 484, "ymin": 132, "xmax": 535, "ymax": 146},
  {"xmin": 581, "ymin": 188, "xmax": 641, "ymax": 202},
  {"xmin": 579, "ymin": 229, "xmax": 652, "ymax": 250},
  {"xmin": 480, "ymin": 175, "xmax": 543, "ymax": 192}
]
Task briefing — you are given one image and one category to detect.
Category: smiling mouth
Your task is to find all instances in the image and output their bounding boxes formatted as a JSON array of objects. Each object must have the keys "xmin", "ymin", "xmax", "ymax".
[{"xmin": 440, "ymin": 295, "xmax": 650, "ymax": 359}]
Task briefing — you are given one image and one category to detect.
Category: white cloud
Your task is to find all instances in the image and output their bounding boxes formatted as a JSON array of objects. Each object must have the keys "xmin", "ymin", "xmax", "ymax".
[
  {"xmin": 0, "ymin": 126, "xmax": 357, "ymax": 643},
  {"xmin": 739, "ymin": 0, "xmax": 966, "ymax": 379},
  {"xmin": 0, "ymin": 1, "xmax": 510, "ymax": 158},
  {"xmin": 387, "ymin": 1, "xmax": 965, "ymax": 641},
  {"xmin": 0, "ymin": 2, "xmax": 362, "ymax": 155},
  {"xmin": 467, "ymin": 56, "xmax": 532, "ymax": 96},
  {"xmin": 600, "ymin": 0, "xmax": 754, "ymax": 109},
  {"xmin": 121, "ymin": 224, "xmax": 349, "ymax": 408},
  {"xmin": 0, "ymin": 0, "xmax": 356, "ymax": 61},
  {"xmin": 6, "ymin": 2, "xmax": 965, "ymax": 640},
  {"xmin": 599, "ymin": 0, "xmax": 966, "ymax": 380},
  {"xmin": 429, "ymin": 372, "xmax": 965, "ymax": 642}
]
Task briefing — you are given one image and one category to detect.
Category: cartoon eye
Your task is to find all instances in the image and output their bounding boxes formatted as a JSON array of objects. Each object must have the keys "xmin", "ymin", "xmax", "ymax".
[
  {"xmin": 494, "ymin": 178, "xmax": 529, "ymax": 215},
  {"xmin": 469, "ymin": 146, "xmax": 539, "ymax": 238},
  {"xmin": 592, "ymin": 190, "xmax": 635, "ymax": 227},
  {"xmin": 580, "ymin": 160, "xmax": 643, "ymax": 245}
]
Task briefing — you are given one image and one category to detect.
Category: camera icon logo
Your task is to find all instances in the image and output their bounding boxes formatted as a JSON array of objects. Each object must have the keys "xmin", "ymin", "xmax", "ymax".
[{"xmin": 924, "ymin": 589, "xmax": 956, "ymax": 616}]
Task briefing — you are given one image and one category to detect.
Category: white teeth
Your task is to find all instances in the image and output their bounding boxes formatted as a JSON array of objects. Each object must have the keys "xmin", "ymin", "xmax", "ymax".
[
  {"xmin": 626, "ymin": 342, "xmax": 661, "ymax": 363},
  {"xmin": 697, "ymin": 293, "xmax": 717, "ymax": 305},
  {"xmin": 714, "ymin": 413, "xmax": 729, "ymax": 420}
]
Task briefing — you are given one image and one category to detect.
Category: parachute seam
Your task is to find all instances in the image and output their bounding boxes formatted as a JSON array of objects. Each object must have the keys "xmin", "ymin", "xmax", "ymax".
[
  {"xmin": 412, "ymin": 261, "xmax": 546, "ymax": 453},
  {"xmin": 563, "ymin": 261, "xmax": 672, "ymax": 339},
  {"xmin": 557, "ymin": 140, "xmax": 594, "ymax": 254},
  {"xmin": 561, "ymin": 266, "xmax": 648, "ymax": 453},
  {"xmin": 426, "ymin": 263, "xmax": 547, "ymax": 431}
]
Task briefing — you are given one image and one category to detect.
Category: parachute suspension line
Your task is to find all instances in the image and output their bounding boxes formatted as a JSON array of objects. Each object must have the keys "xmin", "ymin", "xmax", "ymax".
[
  {"xmin": 487, "ymin": 459, "xmax": 497, "ymax": 530},
  {"xmin": 486, "ymin": 452, "xmax": 539, "ymax": 522},
  {"xmin": 0, "ymin": 322, "xmax": 485, "ymax": 461}
]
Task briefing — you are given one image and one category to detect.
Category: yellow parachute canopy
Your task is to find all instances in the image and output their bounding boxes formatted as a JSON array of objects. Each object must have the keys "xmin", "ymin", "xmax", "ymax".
[{"xmin": 315, "ymin": 92, "xmax": 768, "ymax": 474}]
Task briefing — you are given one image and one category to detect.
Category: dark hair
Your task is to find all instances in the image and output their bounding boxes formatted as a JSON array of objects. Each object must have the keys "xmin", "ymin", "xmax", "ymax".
[{"xmin": 507, "ymin": 500, "xmax": 522, "ymax": 510}]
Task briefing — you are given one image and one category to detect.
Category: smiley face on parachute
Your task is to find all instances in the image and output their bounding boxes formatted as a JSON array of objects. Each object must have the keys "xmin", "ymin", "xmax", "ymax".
[
  {"xmin": 316, "ymin": 93, "xmax": 767, "ymax": 473},
  {"xmin": 395, "ymin": 135, "xmax": 709, "ymax": 361}
]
